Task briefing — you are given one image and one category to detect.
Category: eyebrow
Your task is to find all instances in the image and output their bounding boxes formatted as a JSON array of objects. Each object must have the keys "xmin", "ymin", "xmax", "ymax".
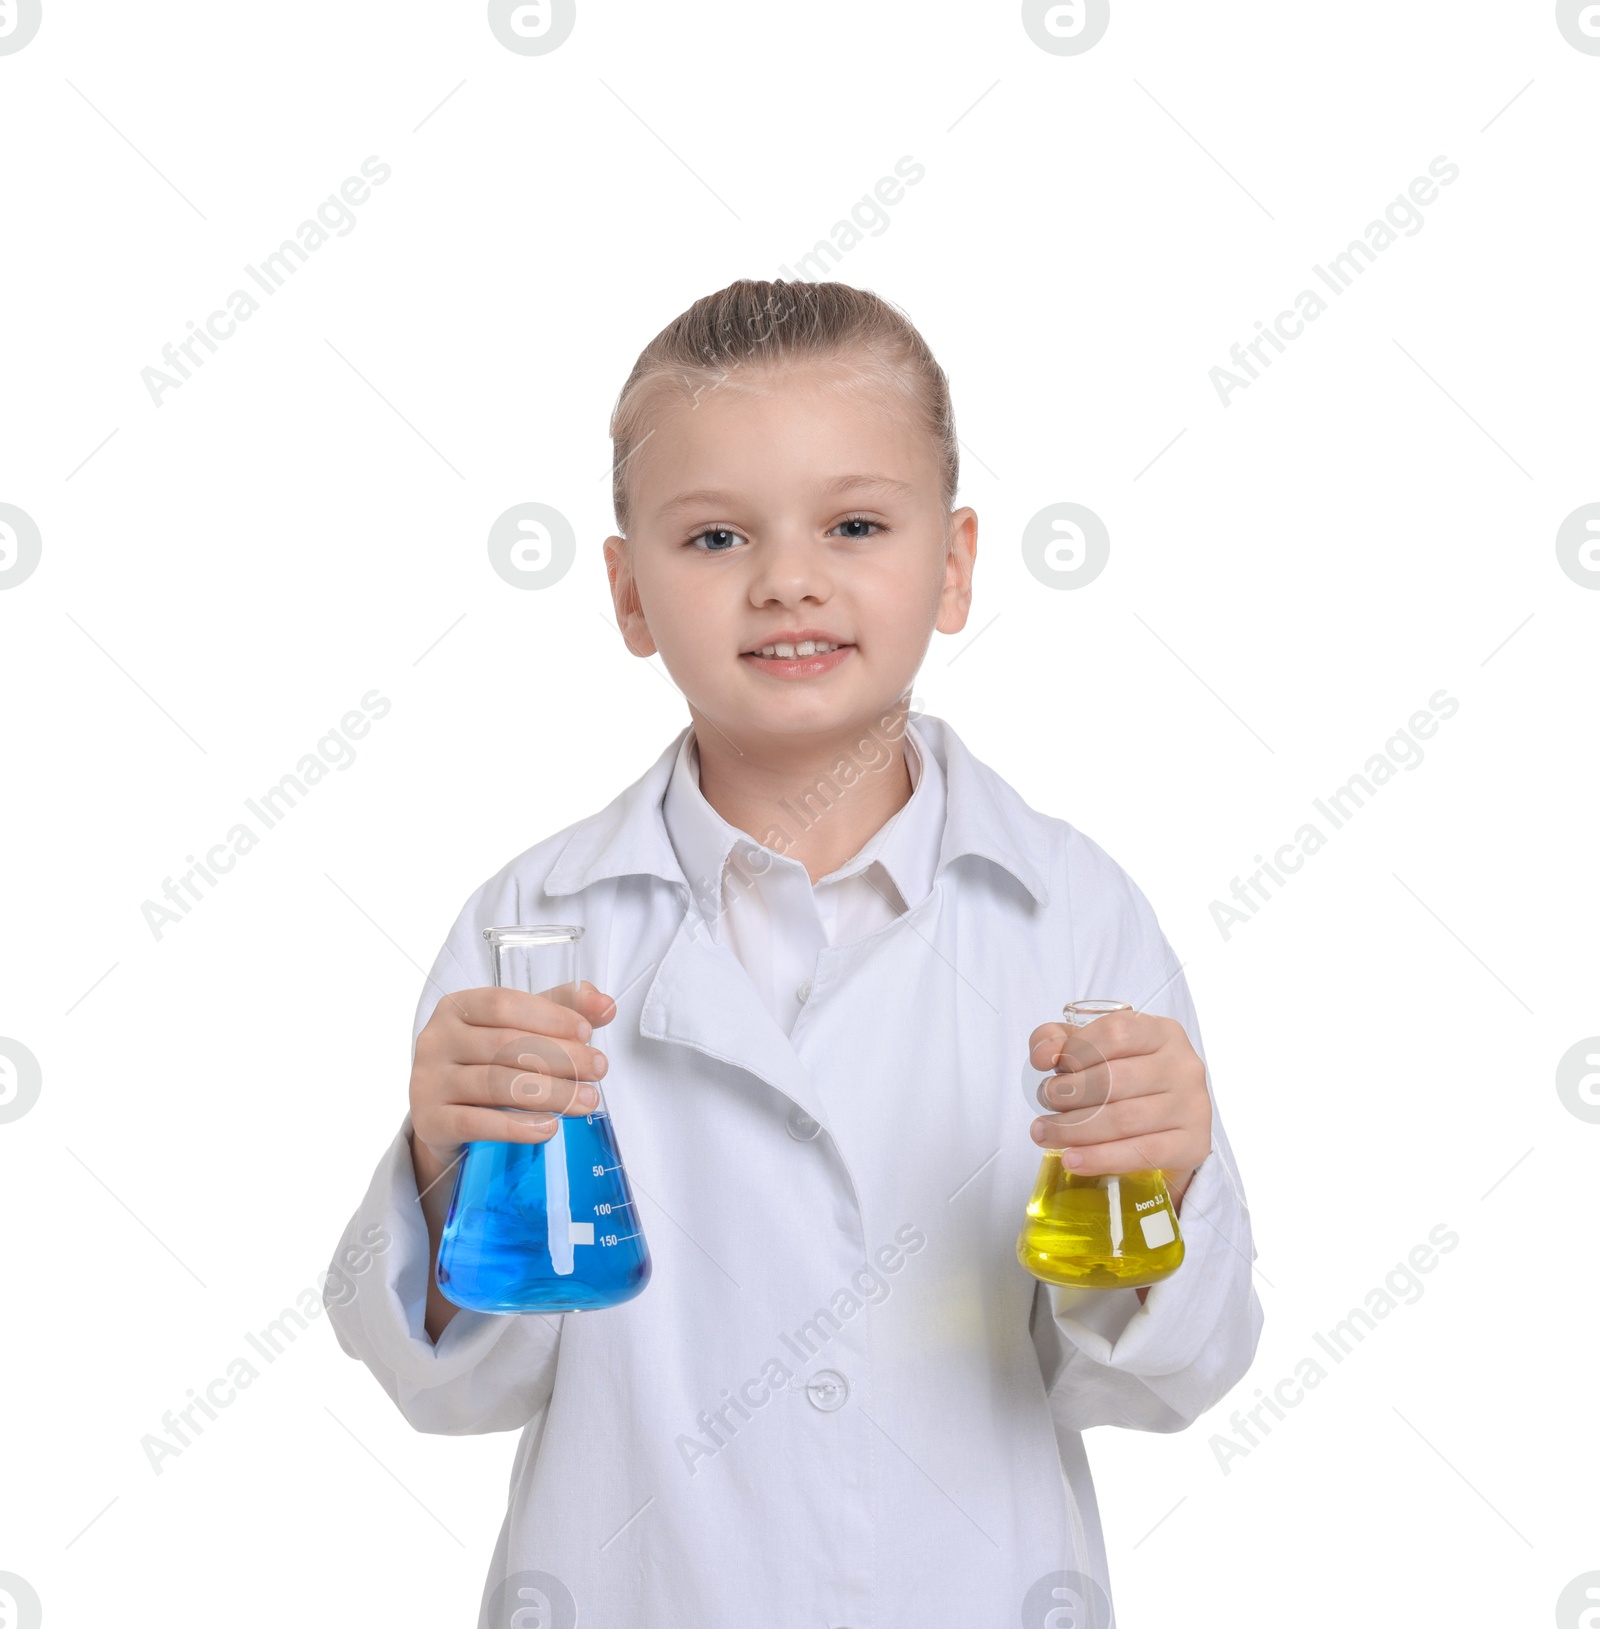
[{"xmin": 654, "ymin": 473, "xmax": 915, "ymax": 517}]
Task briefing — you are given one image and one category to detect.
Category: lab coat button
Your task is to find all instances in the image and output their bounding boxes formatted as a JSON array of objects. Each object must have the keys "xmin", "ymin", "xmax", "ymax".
[
  {"xmin": 796, "ymin": 979, "xmax": 813, "ymax": 1003},
  {"xmin": 785, "ymin": 1105, "xmax": 821, "ymax": 1141},
  {"xmin": 805, "ymin": 1368, "xmax": 849, "ymax": 1411}
]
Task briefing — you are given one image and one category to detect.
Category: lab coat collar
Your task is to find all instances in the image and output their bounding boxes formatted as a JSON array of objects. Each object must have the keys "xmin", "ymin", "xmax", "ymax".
[
  {"xmin": 543, "ymin": 711, "xmax": 1051, "ymax": 911},
  {"xmin": 925, "ymin": 714, "xmax": 1054, "ymax": 906}
]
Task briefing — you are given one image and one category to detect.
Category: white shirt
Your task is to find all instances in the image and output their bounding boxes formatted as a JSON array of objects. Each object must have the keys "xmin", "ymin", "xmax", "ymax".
[
  {"xmin": 325, "ymin": 710, "xmax": 1261, "ymax": 1629},
  {"xmin": 659, "ymin": 719, "xmax": 946, "ymax": 1035}
]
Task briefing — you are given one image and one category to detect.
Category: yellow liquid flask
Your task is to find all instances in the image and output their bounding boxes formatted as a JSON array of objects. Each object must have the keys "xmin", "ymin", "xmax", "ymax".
[{"xmin": 1017, "ymin": 999, "xmax": 1186, "ymax": 1290}]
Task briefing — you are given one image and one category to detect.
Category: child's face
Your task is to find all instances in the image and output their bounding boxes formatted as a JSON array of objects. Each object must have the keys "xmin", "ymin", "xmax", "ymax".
[{"xmin": 605, "ymin": 357, "xmax": 976, "ymax": 748}]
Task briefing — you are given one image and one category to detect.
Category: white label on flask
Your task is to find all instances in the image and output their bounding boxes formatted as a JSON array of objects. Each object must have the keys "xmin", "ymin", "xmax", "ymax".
[
  {"xmin": 547, "ymin": 1118, "xmax": 574, "ymax": 1275},
  {"xmin": 568, "ymin": 1222, "xmax": 594, "ymax": 1245},
  {"xmin": 1140, "ymin": 1208, "xmax": 1176, "ymax": 1249}
]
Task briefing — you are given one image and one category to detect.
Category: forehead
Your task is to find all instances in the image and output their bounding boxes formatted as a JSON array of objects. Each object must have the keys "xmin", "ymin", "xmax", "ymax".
[{"xmin": 629, "ymin": 358, "xmax": 936, "ymax": 516}]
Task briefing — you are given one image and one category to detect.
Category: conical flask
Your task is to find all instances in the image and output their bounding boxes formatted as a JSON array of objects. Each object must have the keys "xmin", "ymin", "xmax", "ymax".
[
  {"xmin": 435, "ymin": 925, "xmax": 652, "ymax": 1314},
  {"xmin": 1017, "ymin": 998, "xmax": 1185, "ymax": 1290}
]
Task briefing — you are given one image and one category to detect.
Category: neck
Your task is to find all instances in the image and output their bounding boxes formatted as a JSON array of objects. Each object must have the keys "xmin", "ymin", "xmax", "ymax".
[{"xmin": 688, "ymin": 704, "xmax": 916, "ymax": 884}]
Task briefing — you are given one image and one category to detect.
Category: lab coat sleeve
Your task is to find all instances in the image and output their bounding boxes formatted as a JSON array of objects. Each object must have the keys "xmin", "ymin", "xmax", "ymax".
[
  {"xmin": 323, "ymin": 1111, "xmax": 563, "ymax": 1435},
  {"xmin": 1033, "ymin": 851, "xmax": 1264, "ymax": 1434},
  {"xmin": 322, "ymin": 875, "xmax": 563, "ymax": 1436}
]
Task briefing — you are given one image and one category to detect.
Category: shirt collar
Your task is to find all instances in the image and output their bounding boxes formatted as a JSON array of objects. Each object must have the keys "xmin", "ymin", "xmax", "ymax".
[
  {"xmin": 823, "ymin": 723, "xmax": 942, "ymax": 907},
  {"xmin": 544, "ymin": 711, "xmax": 1051, "ymax": 909},
  {"xmin": 659, "ymin": 729, "xmax": 738, "ymax": 926},
  {"xmin": 658, "ymin": 717, "xmax": 946, "ymax": 928}
]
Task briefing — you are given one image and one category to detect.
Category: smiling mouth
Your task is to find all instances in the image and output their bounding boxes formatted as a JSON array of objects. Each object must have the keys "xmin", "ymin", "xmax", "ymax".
[
  {"xmin": 744, "ymin": 638, "xmax": 850, "ymax": 659},
  {"xmin": 739, "ymin": 642, "xmax": 855, "ymax": 678}
]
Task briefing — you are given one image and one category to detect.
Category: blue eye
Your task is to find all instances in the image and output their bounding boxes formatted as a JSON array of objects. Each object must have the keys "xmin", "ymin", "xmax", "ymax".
[
  {"xmin": 686, "ymin": 516, "xmax": 884, "ymax": 551},
  {"xmin": 688, "ymin": 528, "xmax": 744, "ymax": 553}
]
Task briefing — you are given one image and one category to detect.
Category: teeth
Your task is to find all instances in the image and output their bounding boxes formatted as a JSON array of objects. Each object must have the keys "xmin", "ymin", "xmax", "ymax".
[{"xmin": 753, "ymin": 640, "xmax": 841, "ymax": 658}]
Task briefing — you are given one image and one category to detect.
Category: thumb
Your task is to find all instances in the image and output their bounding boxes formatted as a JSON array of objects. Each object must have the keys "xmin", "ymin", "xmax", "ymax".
[
  {"xmin": 572, "ymin": 979, "xmax": 618, "ymax": 1028},
  {"xmin": 535, "ymin": 979, "xmax": 616, "ymax": 1027}
]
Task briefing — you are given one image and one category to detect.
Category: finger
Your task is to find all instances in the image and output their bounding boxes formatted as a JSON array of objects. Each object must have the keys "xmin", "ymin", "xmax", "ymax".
[
  {"xmin": 440, "ymin": 1056, "xmax": 597, "ymax": 1111},
  {"xmin": 451, "ymin": 985, "xmax": 606, "ymax": 1044},
  {"xmin": 1051, "ymin": 1011, "xmax": 1165, "ymax": 1074},
  {"xmin": 482, "ymin": 1064, "xmax": 599, "ymax": 1116},
  {"xmin": 572, "ymin": 981, "xmax": 619, "ymax": 1029},
  {"xmin": 446, "ymin": 1023, "xmax": 608, "ymax": 1084},
  {"xmin": 1029, "ymin": 1020, "xmax": 1131, "ymax": 1072},
  {"xmin": 429, "ymin": 1103, "xmax": 566, "ymax": 1149},
  {"xmin": 1037, "ymin": 1063, "xmax": 1111, "ymax": 1111},
  {"xmin": 1028, "ymin": 1024, "xmax": 1071, "ymax": 1071},
  {"xmin": 1036, "ymin": 1053, "xmax": 1166, "ymax": 1112},
  {"xmin": 1031, "ymin": 1093, "xmax": 1174, "ymax": 1148},
  {"xmin": 504, "ymin": 1030, "xmax": 608, "ymax": 1083},
  {"xmin": 533, "ymin": 979, "xmax": 620, "ymax": 1034},
  {"xmin": 1033, "ymin": 1128, "xmax": 1203, "ymax": 1180}
]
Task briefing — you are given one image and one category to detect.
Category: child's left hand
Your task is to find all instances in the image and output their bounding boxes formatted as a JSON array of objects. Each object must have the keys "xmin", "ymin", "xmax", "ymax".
[{"xmin": 1026, "ymin": 1010, "xmax": 1212, "ymax": 1209}]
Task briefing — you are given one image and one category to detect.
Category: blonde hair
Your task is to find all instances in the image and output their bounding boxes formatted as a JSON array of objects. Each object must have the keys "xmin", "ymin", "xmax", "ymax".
[{"xmin": 608, "ymin": 278, "xmax": 959, "ymax": 538}]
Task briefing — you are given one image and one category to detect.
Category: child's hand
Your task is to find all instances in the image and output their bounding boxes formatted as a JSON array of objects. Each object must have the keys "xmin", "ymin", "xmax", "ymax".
[
  {"xmin": 409, "ymin": 980, "xmax": 617, "ymax": 1183},
  {"xmin": 1026, "ymin": 1010, "xmax": 1211, "ymax": 1206}
]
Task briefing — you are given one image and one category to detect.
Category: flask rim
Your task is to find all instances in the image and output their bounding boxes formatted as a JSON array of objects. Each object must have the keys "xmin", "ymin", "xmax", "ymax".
[
  {"xmin": 1062, "ymin": 997, "xmax": 1133, "ymax": 1022},
  {"xmin": 482, "ymin": 924, "xmax": 584, "ymax": 947}
]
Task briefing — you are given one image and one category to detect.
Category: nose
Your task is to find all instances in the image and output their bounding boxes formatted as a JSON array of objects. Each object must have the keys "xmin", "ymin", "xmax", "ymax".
[{"xmin": 747, "ymin": 523, "xmax": 833, "ymax": 610}]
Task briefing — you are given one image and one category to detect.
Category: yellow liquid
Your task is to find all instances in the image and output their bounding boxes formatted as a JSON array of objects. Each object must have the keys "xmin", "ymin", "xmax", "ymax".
[{"xmin": 1017, "ymin": 1157, "xmax": 1185, "ymax": 1289}]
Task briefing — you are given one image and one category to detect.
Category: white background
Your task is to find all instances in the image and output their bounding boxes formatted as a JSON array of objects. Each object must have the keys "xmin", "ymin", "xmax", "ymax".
[{"xmin": 2, "ymin": 2, "xmax": 1597, "ymax": 1625}]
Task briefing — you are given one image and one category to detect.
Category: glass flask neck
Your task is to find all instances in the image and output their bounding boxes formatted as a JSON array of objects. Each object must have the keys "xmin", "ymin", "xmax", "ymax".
[{"xmin": 482, "ymin": 923, "xmax": 582, "ymax": 995}]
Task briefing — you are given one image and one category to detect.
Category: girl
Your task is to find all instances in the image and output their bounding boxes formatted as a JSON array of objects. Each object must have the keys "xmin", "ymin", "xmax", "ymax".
[{"xmin": 326, "ymin": 279, "xmax": 1260, "ymax": 1629}]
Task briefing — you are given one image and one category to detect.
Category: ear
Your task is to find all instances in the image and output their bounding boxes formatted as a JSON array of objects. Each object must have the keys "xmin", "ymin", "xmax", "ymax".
[
  {"xmin": 934, "ymin": 507, "xmax": 978, "ymax": 636},
  {"xmin": 603, "ymin": 535, "xmax": 659, "ymax": 658}
]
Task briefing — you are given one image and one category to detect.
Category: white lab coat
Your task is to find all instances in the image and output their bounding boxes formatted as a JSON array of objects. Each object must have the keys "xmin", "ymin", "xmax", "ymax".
[{"xmin": 324, "ymin": 711, "xmax": 1262, "ymax": 1629}]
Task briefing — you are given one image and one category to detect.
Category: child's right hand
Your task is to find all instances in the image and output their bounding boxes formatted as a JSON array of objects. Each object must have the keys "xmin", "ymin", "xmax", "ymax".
[{"xmin": 408, "ymin": 980, "xmax": 617, "ymax": 1184}]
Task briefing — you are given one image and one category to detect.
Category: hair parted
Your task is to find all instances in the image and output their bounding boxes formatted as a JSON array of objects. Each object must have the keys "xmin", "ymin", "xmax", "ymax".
[{"xmin": 608, "ymin": 278, "xmax": 959, "ymax": 538}]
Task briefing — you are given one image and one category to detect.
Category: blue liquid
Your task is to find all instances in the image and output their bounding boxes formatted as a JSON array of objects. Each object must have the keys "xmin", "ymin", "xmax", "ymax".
[{"xmin": 435, "ymin": 1111, "xmax": 652, "ymax": 1314}]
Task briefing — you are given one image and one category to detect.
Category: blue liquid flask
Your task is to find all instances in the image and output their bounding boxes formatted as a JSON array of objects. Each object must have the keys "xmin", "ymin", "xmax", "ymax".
[{"xmin": 435, "ymin": 925, "xmax": 652, "ymax": 1315}]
